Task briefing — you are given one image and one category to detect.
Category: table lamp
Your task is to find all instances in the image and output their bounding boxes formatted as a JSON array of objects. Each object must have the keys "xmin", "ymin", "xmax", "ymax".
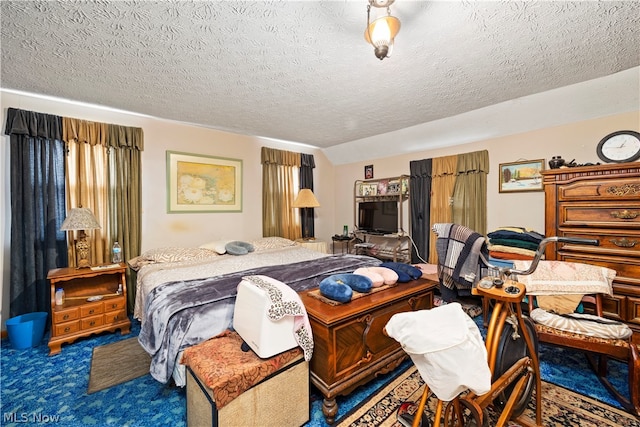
[
  {"xmin": 60, "ymin": 207, "xmax": 101, "ymax": 268},
  {"xmin": 292, "ymin": 189, "xmax": 320, "ymax": 240}
]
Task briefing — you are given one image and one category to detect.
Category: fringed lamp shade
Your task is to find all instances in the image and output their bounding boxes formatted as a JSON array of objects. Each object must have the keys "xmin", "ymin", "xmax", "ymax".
[{"xmin": 60, "ymin": 207, "xmax": 101, "ymax": 268}]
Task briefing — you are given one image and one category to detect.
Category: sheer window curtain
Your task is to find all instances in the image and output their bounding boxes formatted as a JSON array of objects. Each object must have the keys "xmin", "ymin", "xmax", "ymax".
[
  {"xmin": 5, "ymin": 108, "xmax": 68, "ymax": 317},
  {"xmin": 429, "ymin": 155, "xmax": 458, "ymax": 263},
  {"xmin": 64, "ymin": 118, "xmax": 143, "ymax": 312},
  {"xmin": 63, "ymin": 119, "xmax": 109, "ymax": 266},
  {"xmin": 261, "ymin": 147, "xmax": 302, "ymax": 240}
]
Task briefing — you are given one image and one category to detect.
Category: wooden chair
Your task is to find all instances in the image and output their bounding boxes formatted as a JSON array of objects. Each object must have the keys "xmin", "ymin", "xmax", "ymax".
[{"xmin": 528, "ymin": 294, "xmax": 640, "ymax": 417}]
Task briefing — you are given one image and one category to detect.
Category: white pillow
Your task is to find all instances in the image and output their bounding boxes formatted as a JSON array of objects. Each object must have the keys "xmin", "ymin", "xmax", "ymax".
[{"xmin": 199, "ymin": 240, "xmax": 230, "ymax": 255}]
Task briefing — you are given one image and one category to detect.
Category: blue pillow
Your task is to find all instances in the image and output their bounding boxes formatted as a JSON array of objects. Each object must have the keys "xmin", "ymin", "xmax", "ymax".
[
  {"xmin": 225, "ymin": 241, "xmax": 255, "ymax": 256},
  {"xmin": 320, "ymin": 279, "xmax": 353, "ymax": 303},
  {"xmin": 380, "ymin": 262, "xmax": 422, "ymax": 282}
]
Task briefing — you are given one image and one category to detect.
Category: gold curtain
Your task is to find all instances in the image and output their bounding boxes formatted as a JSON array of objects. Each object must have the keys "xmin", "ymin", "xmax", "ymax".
[
  {"xmin": 261, "ymin": 147, "xmax": 302, "ymax": 240},
  {"xmin": 428, "ymin": 155, "xmax": 458, "ymax": 263},
  {"xmin": 63, "ymin": 119, "xmax": 110, "ymax": 266},
  {"xmin": 63, "ymin": 118, "xmax": 143, "ymax": 313},
  {"xmin": 451, "ymin": 150, "xmax": 490, "ymax": 235}
]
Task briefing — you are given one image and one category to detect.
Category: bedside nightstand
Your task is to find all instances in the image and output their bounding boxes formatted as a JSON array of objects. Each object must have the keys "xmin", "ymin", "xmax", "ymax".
[
  {"xmin": 47, "ymin": 264, "xmax": 131, "ymax": 355},
  {"xmin": 294, "ymin": 238, "xmax": 328, "ymax": 254}
]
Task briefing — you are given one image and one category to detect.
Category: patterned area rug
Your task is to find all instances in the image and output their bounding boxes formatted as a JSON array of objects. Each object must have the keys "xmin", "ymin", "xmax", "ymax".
[
  {"xmin": 336, "ymin": 364, "xmax": 640, "ymax": 427},
  {"xmin": 88, "ymin": 337, "xmax": 151, "ymax": 394}
]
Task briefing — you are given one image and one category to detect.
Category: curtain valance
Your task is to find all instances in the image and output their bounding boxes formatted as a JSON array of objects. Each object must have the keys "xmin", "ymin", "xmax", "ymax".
[
  {"xmin": 261, "ymin": 147, "xmax": 301, "ymax": 166},
  {"xmin": 63, "ymin": 118, "xmax": 143, "ymax": 151},
  {"xmin": 4, "ymin": 108, "xmax": 63, "ymax": 140}
]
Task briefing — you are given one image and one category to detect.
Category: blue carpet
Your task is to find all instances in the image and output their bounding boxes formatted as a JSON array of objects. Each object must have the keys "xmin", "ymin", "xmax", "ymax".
[{"xmin": 0, "ymin": 315, "xmax": 631, "ymax": 426}]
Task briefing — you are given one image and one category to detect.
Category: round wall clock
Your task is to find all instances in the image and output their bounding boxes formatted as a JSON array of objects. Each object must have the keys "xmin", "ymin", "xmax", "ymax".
[{"xmin": 596, "ymin": 130, "xmax": 640, "ymax": 163}]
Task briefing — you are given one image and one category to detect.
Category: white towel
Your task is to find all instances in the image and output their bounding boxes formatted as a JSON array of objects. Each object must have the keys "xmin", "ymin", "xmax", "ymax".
[{"xmin": 385, "ymin": 303, "xmax": 491, "ymax": 401}]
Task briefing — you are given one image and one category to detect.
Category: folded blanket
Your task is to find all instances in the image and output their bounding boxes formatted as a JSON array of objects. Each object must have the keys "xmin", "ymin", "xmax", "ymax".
[
  {"xmin": 488, "ymin": 244, "xmax": 537, "ymax": 258},
  {"xmin": 489, "ymin": 250, "xmax": 535, "ymax": 261},
  {"xmin": 433, "ymin": 223, "xmax": 488, "ymax": 292},
  {"xmin": 488, "ymin": 238, "xmax": 540, "ymax": 251},
  {"xmin": 514, "ymin": 260, "xmax": 616, "ymax": 295},
  {"xmin": 487, "ymin": 227, "xmax": 544, "ymax": 244}
]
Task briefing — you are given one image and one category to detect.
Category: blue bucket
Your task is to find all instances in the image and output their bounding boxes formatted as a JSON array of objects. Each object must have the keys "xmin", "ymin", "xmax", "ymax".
[{"xmin": 6, "ymin": 312, "xmax": 48, "ymax": 349}]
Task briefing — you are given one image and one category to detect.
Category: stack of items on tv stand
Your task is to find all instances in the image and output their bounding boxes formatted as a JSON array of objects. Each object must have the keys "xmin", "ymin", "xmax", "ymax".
[{"xmin": 353, "ymin": 231, "xmax": 410, "ymax": 263}]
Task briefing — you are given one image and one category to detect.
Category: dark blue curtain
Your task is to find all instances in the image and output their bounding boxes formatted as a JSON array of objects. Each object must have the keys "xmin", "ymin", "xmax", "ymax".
[
  {"xmin": 5, "ymin": 108, "xmax": 68, "ymax": 318},
  {"xmin": 409, "ymin": 159, "xmax": 432, "ymax": 263},
  {"xmin": 299, "ymin": 154, "xmax": 316, "ymax": 238}
]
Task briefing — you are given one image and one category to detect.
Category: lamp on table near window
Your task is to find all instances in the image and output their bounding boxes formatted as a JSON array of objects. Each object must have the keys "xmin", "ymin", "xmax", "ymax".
[
  {"xmin": 60, "ymin": 207, "xmax": 101, "ymax": 268},
  {"xmin": 292, "ymin": 189, "xmax": 320, "ymax": 240}
]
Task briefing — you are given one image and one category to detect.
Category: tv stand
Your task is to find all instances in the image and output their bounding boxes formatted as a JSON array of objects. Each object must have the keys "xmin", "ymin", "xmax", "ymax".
[{"xmin": 353, "ymin": 175, "xmax": 410, "ymax": 263}]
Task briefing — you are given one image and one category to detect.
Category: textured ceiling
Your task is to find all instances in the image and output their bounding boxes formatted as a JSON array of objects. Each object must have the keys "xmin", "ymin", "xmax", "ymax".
[{"xmin": 2, "ymin": 1, "xmax": 639, "ymax": 159}]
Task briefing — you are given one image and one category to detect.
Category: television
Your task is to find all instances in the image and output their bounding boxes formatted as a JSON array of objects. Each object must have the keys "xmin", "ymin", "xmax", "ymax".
[{"xmin": 357, "ymin": 201, "xmax": 398, "ymax": 234}]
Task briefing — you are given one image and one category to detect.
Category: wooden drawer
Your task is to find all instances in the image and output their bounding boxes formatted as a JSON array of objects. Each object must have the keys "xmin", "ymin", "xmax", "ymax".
[
  {"xmin": 558, "ymin": 202, "xmax": 640, "ymax": 229},
  {"xmin": 628, "ymin": 296, "xmax": 640, "ymax": 326},
  {"xmin": 103, "ymin": 297, "xmax": 126, "ymax": 312},
  {"xmin": 81, "ymin": 314, "xmax": 104, "ymax": 330},
  {"xmin": 602, "ymin": 294, "xmax": 627, "ymax": 322},
  {"xmin": 55, "ymin": 320, "xmax": 80, "ymax": 336},
  {"xmin": 556, "ymin": 229, "xmax": 640, "ymax": 259},
  {"xmin": 557, "ymin": 176, "xmax": 640, "ymax": 202},
  {"xmin": 81, "ymin": 302, "xmax": 104, "ymax": 317},
  {"xmin": 54, "ymin": 307, "xmax": 80, "ymax": 324},
  {"xmin": 104, "ymin": 309, "xmax": 127, "ymax": 325}
]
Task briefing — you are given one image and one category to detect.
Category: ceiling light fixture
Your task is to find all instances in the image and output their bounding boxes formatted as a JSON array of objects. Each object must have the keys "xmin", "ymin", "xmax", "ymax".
[{"xmin": 364, "ymin": 0, "xmax": 401, "ymax": 60}]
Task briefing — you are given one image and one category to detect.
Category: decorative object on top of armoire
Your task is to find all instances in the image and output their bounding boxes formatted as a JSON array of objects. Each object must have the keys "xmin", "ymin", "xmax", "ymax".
[{"xmin": 542, "ymin": 162, "xmax": 640, "ymax": 344}]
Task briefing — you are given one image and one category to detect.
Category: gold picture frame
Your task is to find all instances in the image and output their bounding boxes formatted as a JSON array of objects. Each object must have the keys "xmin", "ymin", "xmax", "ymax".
[
  {"xmin": 499, "ymin": 159, "xmax": 544, "ymax": 193},
  {"xmin": 167, "ymin": 151, "xmax": 243, "ymax": 212}
]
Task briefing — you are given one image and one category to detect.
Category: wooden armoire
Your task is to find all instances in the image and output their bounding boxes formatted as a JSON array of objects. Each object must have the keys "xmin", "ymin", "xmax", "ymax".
[{"xmin": 542, "ymin": 162, "xmax": 640, "ymax": 344}]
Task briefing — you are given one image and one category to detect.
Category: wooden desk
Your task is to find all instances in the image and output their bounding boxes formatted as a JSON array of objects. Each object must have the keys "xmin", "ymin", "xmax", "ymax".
[{"xmin": 299, "ymin": 278, "xmax": 437, "ymax": 424}]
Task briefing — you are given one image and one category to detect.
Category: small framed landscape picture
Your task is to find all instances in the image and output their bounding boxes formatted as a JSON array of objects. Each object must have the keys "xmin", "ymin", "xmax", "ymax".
[{"xmin": 499, "ymin": 159, "xmax": 544, "ymax": 193}]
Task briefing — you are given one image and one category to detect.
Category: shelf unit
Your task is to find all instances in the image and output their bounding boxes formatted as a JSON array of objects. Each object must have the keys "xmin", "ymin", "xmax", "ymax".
[{"xmin": 353, "ymin": 175, "xmax": 411, "ymax": 262}]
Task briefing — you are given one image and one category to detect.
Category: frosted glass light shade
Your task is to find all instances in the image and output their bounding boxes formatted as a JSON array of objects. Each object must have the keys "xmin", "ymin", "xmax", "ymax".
[{"xmin": 364, "ymin": 15, "xmax": 400, "ymax": 46}]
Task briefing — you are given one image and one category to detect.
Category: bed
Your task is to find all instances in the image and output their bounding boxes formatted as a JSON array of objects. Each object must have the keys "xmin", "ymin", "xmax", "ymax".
[{"xmin": 130, "ymin": 237, "xmax": 382, "ymax": 386}]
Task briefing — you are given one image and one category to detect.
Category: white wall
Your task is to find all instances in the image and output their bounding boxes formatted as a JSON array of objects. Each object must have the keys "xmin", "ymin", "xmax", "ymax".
[{"xmin": 332, "ymin": 111, "xmax": 640, "ymax": 261}]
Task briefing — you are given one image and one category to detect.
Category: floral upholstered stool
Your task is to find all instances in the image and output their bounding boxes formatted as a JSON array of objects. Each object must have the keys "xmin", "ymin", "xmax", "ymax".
[{"xmin": 181, "ymin": 330, "xmax": 309, "ymax": 427}]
